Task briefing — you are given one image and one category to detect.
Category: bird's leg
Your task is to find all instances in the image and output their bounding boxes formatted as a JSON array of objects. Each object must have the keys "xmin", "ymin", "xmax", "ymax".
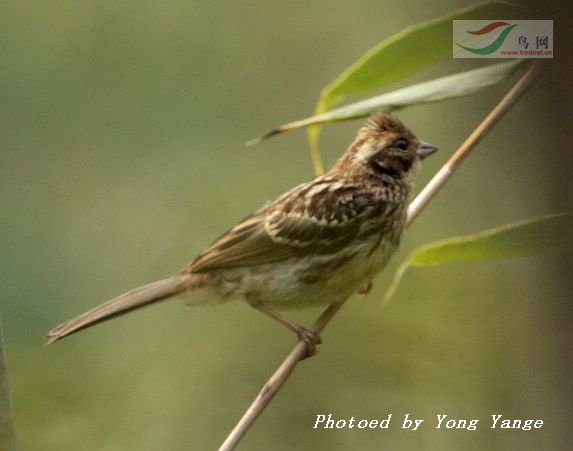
[
  {"xmin": 357, "ymin": 281, "xmax": 373, "ymax": 295},
  {"xmin": 249, "ymin": 302, "xmax": 322, "ymax": 358}
]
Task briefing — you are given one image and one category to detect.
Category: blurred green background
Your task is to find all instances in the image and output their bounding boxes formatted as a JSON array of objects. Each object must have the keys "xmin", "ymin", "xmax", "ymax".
[{"xmin": 2, "ymin": 1, "xmax": 572, "ymax": 450}]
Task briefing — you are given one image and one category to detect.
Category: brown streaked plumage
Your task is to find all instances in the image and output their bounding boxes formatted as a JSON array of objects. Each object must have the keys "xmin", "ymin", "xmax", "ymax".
[{"xmin": 46, "ymin": 112, "xmax": 437, "ymax": 354}]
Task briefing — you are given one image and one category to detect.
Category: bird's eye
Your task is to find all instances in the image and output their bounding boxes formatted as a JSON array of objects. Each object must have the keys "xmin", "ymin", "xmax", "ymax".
[{"xmin": 393, "ymin": 138, "xmax": 409, "ymax": 151}]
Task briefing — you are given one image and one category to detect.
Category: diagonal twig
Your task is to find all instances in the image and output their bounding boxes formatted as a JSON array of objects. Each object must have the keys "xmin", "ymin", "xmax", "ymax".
[
  {"xmin": 406, "ymin": 62, "xmax": 541, "ymax": 225},
  {"xmin": 219, "ymin": 61, "xmax": 541, "ymax": 451}
]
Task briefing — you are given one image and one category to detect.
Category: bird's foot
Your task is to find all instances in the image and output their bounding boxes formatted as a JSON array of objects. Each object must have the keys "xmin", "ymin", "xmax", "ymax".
[
  {"xmin": 357, "ymin": 281, "xmax": 373, "ymax": 296},
  {"xmin": 293, "ymin": 325, "xmax": 322, "ymax": 359}
]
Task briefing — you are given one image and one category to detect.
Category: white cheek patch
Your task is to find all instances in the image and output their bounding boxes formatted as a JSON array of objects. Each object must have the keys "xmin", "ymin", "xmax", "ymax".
[{"xmin": 352, "ymin": 142, "xmax": 378, "ymax": 165}]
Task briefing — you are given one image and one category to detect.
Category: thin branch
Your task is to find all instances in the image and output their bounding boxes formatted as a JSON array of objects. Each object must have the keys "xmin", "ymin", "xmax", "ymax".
[
  {"xmin": 0, "ymin": 314, "xmax": 17, "ymax": 451},
  {"xmin": 219, "ymin": 61, "xmax": 541, "ymax": 451},
  {"xmin": 218, "ymin": 302, "xmax": 344, "ymax": 451},
  {"xmin": 407, "ymin": 61, "xmax": 541, "ymax": 225}
]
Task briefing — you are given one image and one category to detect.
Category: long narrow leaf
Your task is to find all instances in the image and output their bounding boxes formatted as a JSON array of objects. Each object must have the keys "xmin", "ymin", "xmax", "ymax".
[
  {"xmin": 382, "ymin": 213, "xmax": 573, "ymax": 304},
  {"xmin": 306, "ymin": 0, "xmax": 521, "ymax": 175},
  {"xmin": 317, "ymin": 0, "xmax": 522, "ymax": 114},
  {"xmin": 250, "ymin": 60, "xmax": 523, "ymax": 143}
]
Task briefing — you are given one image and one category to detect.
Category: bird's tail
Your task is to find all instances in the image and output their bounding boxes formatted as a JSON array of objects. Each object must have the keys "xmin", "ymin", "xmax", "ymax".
[{"xmin": 45, "ymin": 274, "xmax": 192, "ymax": 344}]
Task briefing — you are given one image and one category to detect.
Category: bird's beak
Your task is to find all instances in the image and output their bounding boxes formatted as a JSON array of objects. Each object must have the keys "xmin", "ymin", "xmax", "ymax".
[{"xmin": 416, "ymin": 141, "xmax": 438, "ymax": 159}]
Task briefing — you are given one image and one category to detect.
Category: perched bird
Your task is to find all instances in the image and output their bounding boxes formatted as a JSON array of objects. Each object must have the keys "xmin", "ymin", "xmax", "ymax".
[{"xmin": 46, "ymin": 113, "xmax": 437, "ymax": 355}]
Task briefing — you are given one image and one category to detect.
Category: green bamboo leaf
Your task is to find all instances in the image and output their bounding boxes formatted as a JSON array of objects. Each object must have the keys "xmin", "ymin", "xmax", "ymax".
[
  {"xmin": 247, "ymin": 0, "xmax": 523, "ymax": 177},
  {"xmin": 382, "ymin": 213, "xmax": 573, "ymax": 304},
  {"xmin": 317, "ymin": 0, "xmax": 521, "ymax": 114},
  {"xmin": 304, "ymin": 0, "xmax": 521, "ymax": 175},
  {"xmin": 250, "ymin": 60, "xmax": 523, "ymax": 143}
]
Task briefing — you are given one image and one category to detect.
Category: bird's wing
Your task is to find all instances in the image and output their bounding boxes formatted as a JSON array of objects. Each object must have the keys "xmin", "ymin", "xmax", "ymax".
[{"xmin": 188, "ymin": 177, "xmax": 375, "ymax": 272}]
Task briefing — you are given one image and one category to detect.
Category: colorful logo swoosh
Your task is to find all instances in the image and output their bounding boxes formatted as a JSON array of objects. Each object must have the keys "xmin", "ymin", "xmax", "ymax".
[
  {"xmin": 467, "ymin": 21, "xmax": 510, "ymax": 35},
  {"xmin": 456, "ymin": 22, "xmax": 517, "ymax": 55}
]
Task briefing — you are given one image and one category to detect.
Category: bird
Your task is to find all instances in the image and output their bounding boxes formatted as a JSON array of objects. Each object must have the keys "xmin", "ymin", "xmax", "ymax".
[{"xmin": 46, "ymin": 112, "xmax": 437, "ymax": 356}]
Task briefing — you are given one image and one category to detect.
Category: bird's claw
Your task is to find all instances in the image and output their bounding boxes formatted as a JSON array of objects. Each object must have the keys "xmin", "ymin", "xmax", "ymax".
[
  {"xmin": 295, "ymin": 326, "xmax": 322, "ymax": 359},
  {"xmin": 358, "ymin": 281, "xmax": 373, "ymax": 295}
]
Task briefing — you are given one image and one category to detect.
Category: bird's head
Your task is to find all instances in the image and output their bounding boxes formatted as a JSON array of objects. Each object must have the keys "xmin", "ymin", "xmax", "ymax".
[{"xmin": 331, "ymin": 112, "xmax": 437, "ymax": 182}]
